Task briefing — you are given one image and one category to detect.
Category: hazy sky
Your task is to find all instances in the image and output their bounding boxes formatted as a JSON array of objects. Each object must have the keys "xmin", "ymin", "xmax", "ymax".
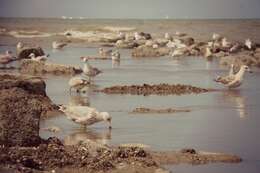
[{"xmin": 0, "ymin": 0, "xmax": 260, "ymax": 19}]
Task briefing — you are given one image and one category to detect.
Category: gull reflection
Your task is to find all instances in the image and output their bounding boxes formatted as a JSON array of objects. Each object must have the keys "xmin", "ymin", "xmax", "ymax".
[
  {"xmin": 112, "ymin": 59, "xmax": 120, "ymax": 68},
  {"xmin": 223, "ymin": 90, "xmax": 247, "ymax": 119},
  {"xmin": 69, "ymin": 94, "xmax": 90, "ymax": 107},
  {"xmin": 64, "ymin": 128, "xmax": 112, "ymax": 146}
]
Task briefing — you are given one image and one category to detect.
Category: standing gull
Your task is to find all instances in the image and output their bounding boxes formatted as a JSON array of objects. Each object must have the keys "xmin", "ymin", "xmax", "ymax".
[
  {"xmin": 99, "ymin": 48, "xmax": 112, "ymax": 57},
  {"xmin": 214, "ymin": 65, "xmax": 252, "ymax": 89},
  {"xmin": 111, "ymin": 50, "xmax": 120, "ymax": 61},
  {"xmin": 69, "ymin": 76, "xmax": 90, "ymax": 93},
  {"xmin": 59, "ymin": 105, "xmax": 112, "ymax": 128},
  {"xmin": 28, "ymin": 53, "xmax": 48, "ymax": 62},
  {"xmin": 80, "ymin": 57, "xmax": 102, "ymax": 79}
]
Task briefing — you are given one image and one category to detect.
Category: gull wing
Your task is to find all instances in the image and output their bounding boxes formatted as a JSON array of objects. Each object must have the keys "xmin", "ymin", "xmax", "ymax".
[
  {"xmin": 215, "ymin": 75, "xmax": 235, "ymax": 85},
  {"xmin": 226, "ymin": 79, "xmax": 242, "ymax": 88}
]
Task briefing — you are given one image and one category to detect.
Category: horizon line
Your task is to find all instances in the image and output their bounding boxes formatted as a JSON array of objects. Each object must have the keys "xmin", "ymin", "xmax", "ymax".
[{"xmin": 0, "ymin": 16, "xmax": 260, "ymax": 20}]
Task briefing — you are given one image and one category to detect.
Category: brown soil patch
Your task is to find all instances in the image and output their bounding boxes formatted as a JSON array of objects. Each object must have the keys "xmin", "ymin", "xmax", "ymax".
[{"xmin": 95, "ymin": 83, "xmax": 212, "ymax": 96}]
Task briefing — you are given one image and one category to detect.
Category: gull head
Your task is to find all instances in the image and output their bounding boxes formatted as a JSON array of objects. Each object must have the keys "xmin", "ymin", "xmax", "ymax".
[
  {"xmin": 242, "ymin": 65, "xmax": 253, "ymax": 73},
  {"xmin": 80, "ymin": 56, "xmax": 88, "ymax": 62},
  {"xmin": 100, "ymin": 112, "xmax": 112, "ymax": 129}
]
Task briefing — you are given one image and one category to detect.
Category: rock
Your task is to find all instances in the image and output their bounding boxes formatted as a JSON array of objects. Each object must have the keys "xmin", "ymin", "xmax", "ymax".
[
  {"xmin": 17, "ymin": 46, "xmax": 45, "ymax": 59},
  {"xmin": 20, "ymin": 59, "xmax": 82, "ymax": 75},
  {"xmin": 132, "ymin": 45, "xmax": 171, "ymax": 57},
  {"xmin": 0, "ymin": 74, "xmax": 56, "ymax": 147},
  {"xmin": 180, "ymin": 148, "xmax": 197, "ymax": 154}
]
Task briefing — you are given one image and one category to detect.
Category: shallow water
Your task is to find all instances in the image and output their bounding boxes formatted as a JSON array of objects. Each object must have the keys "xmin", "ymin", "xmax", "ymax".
[{"xmin": 1, "ymin": 44, "xmax": 260, "ymax": 173}]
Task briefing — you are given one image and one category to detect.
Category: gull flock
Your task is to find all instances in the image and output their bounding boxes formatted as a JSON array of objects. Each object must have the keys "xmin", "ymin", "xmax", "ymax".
[{"xmin": 0, "ymin": 32, "xmax": 255, "ymax": 129}]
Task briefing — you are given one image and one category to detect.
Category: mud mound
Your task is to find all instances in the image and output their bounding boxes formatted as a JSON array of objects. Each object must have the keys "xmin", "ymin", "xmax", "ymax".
[
  {"xmin": 0, "ymin": 138, "xmax": 157, "ymax": 172},
  {"xmin": 20, "ymin": 59, "xmax": 82, "ymax": 75},
  {"xmin": 0, "ymin": 74, "xmax": 57, "ymax": 147},
  {"xmin": 96, "ymin": 83, "xmax": 211, "ymax": 95},
  {"xmin": 17, "ymin": 46, "xmax": 45, "ymax": 59}
]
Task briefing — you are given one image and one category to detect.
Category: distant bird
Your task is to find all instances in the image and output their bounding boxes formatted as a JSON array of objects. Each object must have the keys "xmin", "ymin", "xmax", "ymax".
[
  {"xmin": 134, "ymin": 32, "xmax": 143, "ymax": 40},
  {"xmin": 16, "ymin": 42, "xmax": 24, "ymax": 50},
  {"xmin": 212, "ymin": 33, "xmax": 222, "ymax": 41},
  {"xmin": 0, "ymin": 50, "xmax": 16, "ymax": 68},
  {"xmin": 59, "ymin": 105, "xmax": 112, "ymax": 128},
  {"xmin": 171, "ymin": 48, "xmax": 188, "ymax": 57},
  {"xmin": 52, "ymin": 41, "xmax": 67, "ymax": 49},
  {"xmin": 69, "ymin": 76, "xmax": 90, "ymax": 93},
  {"xmin": 99, "ymin": 48, "xmax": 112, "ymax": 57},
  {"xmin": 81, "ymin": 57, "xmax": 102, "ymax": 79},
  {"xmin": 204, "ymin": 47, "xmax": 213, "ymax": 58},
  {"xmin": 229, "ymin": 43, "xmax": 242, "ymax": 53},
  {"xmin": 118, "ymin": 32, "xmax": 126, "ymax": 40},
  {"xmin": 245, "ymin": 39, "xmax": 253, "ymax": 50},
  {"xmin": 165, "ymin": 33, "xmax": 173, "ymax": 40},
  {"xmin": 152, "ymin": 44, "xmax": 159, "ymax": 49},
  {"xmin": 175, "ymin": 31, "xmax": 186, "ymax": 37},
  {"xmin": 221, "ymin": 37, "xmax": 232, "ymax": 48},
  {"xmin": 111, "ymin": 50, "xmax": 120, "ymax": 61},
  {"xmin": 28, "ymin": 53, "xmax": 48, "ymax": 62},
  {"xmin": 214, "ymin": 65, "xmax": 252, "ymax": 89}
]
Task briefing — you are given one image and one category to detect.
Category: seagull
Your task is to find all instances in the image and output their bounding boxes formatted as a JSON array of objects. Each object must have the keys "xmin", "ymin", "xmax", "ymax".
[
  {"xmin": 52, "ymin": 41, "xmax": 67, "ymax": 49},
  {"xmin": 152, "ymin": 44, "xmax": 159, "ymax": 49},
  {"xmin": 165, "ymin": 33, "xmax": 173, "ymax": 40},
  {"xmin": 221, "ymin": 37, "xmax": 232, "ymax": 48},
  {"xmin": 0, "ymin": 50, "xmax": 16, "ymax": 68},
  {"xmin": 214, "ymin": 65, "xmax": 252, "ymax": 89},
  {"xmin": 99, "ymin": 48, "xmax": 112, "ymax": 57},
  {"xmin": 134, "ymin": 32, "xmax": 145, "ymax": 40},
  {"xmin": 245, "ymin": 39, "xmax": 253, "ymax": 50},
  {"xmin": 171, "ymin": 48, "xmax": 188, "ymax": 57},
  {"xmin": 59, "ymin": 105, "xmax": 112, "ymax": 128},
  {"xmin": 16, "ymin": 42, "xmax": 24, "ymax": 50},
  {"xmin": 28, "ymin": 53, "xmax": 48, "ymax": 62},
  {"xmin": 229, "ymin": 43, "xmax": 241, "ymax": 53},
  {"xmin": 175, "ymin": 31, "xmax": 186, "ymax": 37},
  {"xmin": 118, "ymin": 32, "xmax": 126, "ymax": 40},
  {"xmin": 212, "ymin": 33, "xmax": 222, "ymax": 41},
  {"xmin": 111, "ymin": 50, "xmax": 120, "ymax": 61},
  {"xmin": 80, "ymin": 57, "xmax": 102, "ymax": 79},
  {"xmin": 204, "ymin": 47, "xmax": 213, "ymax": 58},
  {"xmin": 69, "ymin": 76, "xmax": 90, "ymax": 93}
]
